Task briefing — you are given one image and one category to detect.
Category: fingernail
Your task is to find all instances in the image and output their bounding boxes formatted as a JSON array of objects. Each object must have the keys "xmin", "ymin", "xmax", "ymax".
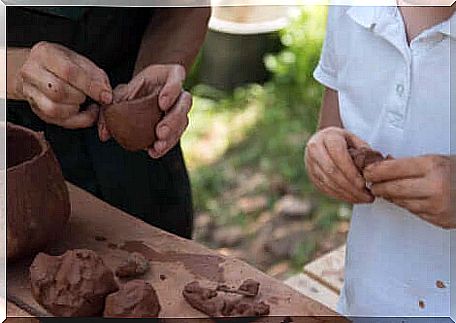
[
  {"xmin": 101, "ymin": 91, "xmax": 113, "ymax": 105},
  {"xmin": 159, "ymin": 125, "xmax": 170, "ymax": 138}
]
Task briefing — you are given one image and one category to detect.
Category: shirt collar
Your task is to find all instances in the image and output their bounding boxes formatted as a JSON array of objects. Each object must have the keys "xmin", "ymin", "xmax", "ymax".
[
  {"xmin": 347, "ymin": 6, "xmax": 455, "ymax": 40},
  {"xmin": 437, "ymin": 12, "xmax": 455, "ymax": 39}
]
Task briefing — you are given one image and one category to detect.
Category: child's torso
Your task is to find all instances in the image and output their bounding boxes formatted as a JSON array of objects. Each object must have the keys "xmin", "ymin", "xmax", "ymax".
[{"xmin": 331, "ymin": 6, "xmax": 454, "ymax": 317}]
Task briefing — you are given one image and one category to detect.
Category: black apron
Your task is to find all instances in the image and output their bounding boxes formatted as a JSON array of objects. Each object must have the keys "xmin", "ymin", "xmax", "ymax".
[{"xmin": 6, "ymin": 7, "xmax": 194, "ymax": 239}]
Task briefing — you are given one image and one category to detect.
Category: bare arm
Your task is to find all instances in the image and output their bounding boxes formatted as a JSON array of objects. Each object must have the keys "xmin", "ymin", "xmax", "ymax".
[
  {"xmin": 318, "ymin": 87, "xmax": 343, "ymax": 130},
  {"xmin": 134, "ymin": 7, "xmax": 211, "ymax": 75}
]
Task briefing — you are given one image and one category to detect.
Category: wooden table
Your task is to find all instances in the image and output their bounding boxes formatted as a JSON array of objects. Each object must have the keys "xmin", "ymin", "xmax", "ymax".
[{"xmin": 7, "ymin": 183, "xmax": 347, "ymax": 322}]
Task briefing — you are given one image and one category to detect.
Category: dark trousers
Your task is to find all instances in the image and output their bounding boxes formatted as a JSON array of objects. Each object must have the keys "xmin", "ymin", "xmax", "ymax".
[{"xmin": 7, "ymin": 102, "xmax": 194, "ymax": 239}]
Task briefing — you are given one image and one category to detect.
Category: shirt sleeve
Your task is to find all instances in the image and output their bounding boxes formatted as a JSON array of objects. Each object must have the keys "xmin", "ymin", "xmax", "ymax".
[{"xmin": 313, "ymin": 6, "xmax": 339, "ymax": 90}]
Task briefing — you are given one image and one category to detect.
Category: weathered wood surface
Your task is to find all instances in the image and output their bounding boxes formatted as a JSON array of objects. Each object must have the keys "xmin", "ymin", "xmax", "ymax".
[
  {"xmin": 304, "ymin": 245, "xmax": 346, "ymax": 294},
  {"xmin": 7, "ymin": 183, "xmax": 347, "ymax": 321},
  {"xmin": 285, "ymin": 274, "xmax": 339, "ymax": 312}
]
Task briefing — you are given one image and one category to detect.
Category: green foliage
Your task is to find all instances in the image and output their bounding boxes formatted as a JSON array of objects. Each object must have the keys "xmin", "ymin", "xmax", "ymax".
[{"xmin": 183, "ymin": 7, "xmax": 348, "ymax": 272}]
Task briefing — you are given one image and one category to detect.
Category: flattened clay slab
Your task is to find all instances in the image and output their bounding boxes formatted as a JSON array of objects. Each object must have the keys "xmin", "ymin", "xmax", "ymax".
[
  {"xmin": 102, "ymin": 93, "xmax": 162, "ymax": 151},
  {"xmin": 104, "ymin": 280, "xmax": 161, "ymax": 318},
  {"xmin": 348, "ymin": 147, "xmax": 385, "ymax": 172},
  {"xmin": 29, "ymin": 249, "xmax": 118, "ymax": 317}
]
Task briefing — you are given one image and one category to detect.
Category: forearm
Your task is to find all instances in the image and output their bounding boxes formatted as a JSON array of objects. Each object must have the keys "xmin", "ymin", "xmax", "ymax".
[
  {"xmin": 318, "ymin": 87, "xmax": 343, "ymax": 130},
  {"xmin": 7, "ymin": 47, "xmax": 30, "ymax": 100},
  {"xmin": 134, "ymin": 7, "xmax": 211, "ymax": 75}
]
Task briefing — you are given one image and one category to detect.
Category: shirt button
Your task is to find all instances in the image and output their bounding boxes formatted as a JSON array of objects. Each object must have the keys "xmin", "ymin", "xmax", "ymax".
[{"xmin": 396, "ymin": 84, "xmax": 405, "ymax": 96}]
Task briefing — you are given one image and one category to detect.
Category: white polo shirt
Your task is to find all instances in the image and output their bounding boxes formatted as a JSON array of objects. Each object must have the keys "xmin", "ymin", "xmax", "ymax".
[{"xmin": 314, "ymin": 6, "xmax": 455, "ymax": 318}]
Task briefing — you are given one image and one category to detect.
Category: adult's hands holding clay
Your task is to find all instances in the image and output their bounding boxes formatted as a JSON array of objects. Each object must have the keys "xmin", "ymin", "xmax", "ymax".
[
  {"xmin": 98, "ymin": 64, "xmax": 192, "ymax": 159},
  {"xmin": 364, "ymin": 155, "xmax": 455, "ymax": 229},
  {"xmin": 305, "ymin": 127, "xmax": 375, "ymax": 204},
  {"xmin": 13, "ymin": 41, "xmax": 113, "ymax": 129}
]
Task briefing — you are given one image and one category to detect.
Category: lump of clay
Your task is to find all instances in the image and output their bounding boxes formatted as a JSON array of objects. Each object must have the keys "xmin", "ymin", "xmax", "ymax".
[
  {"xmin": 30, "ymin": 249, "xmax": 118, "ymax": 317},
  {"xmin": 115, "ymin": 252, "xmax": 150, "ymax": 279},
  {"xmin": 102, "ymin": 83, "xmax": 163, "ymax": 151},
  {"xmin": 7, "ymin": 123, "xmax": 71, "ymax": 261},
  {"xmin": 238, "ymin": 279, "xmax": 260, "ymax": 297},
  {"xmin": 183, "ymin": 281, "xmax": 224, "ymax": 316},
  {"xmin": 183, "ymin": 281, "xmax": 270, "ymax": 318},
  {"xmin": 222, "ymin": 299, "xmax": 270, "ymax": 316},
  {"xmin": 348, "ymin": 147, "xmax": 385, "ymax": 172},
  {"xmin": 104, "ymin": 280, "xmax": 161, "ymax": 318}
]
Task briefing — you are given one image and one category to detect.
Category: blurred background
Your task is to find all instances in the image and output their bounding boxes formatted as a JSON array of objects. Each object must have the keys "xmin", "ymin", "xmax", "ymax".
[{"xmin": 182, "ymin": 5, "xmax": 350, "ymax": 281}]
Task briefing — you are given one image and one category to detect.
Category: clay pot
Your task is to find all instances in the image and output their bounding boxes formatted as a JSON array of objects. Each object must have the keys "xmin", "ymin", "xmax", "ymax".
[
  {"xmin": 102, "ymin": 93, "xmax": 163, "ymax": 151},
  {"xmin": 7, "ymin": 123, "xmax": 70, "ymax": 261}
]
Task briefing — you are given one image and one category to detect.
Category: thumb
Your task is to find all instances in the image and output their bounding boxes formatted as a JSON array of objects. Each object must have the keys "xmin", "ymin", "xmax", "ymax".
[{"xmin": 159, "ymin": 65, "xmax": 186, "ymax": 112}]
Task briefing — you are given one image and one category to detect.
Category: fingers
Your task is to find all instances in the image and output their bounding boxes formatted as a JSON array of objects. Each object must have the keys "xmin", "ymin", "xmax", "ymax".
[
  {"xmin": 59, "ymin": 104, "xmax": 99, "ymax": 129},
  {"xmin": 23, "ymin": 83, "xmax": 80, "ymax": 120},
  {"xmin": 33, "ymin": 42, "xmax": 112, "ymax": 104},
  {"xmin": 323, "ymin": 132, "xmax": 366, "ymax": 189},
  {"xmin": 148, "ymin": 91, "xmax": 192, "ymax": 159},
  {"xmin": 370, "ymin": 178, "xmax": 433, "ymax": 200},
  {"xmin": 307, "ymin": 148, "xmax": 373, "ymax": 203},
  {"xmin": 97, "ymin": 107, "xmax": 111, "ymax": 142},
  {"xmin": 364, "ymin": 158, "xmax": 426, "ymax": 183},
  {"xmin": 23, "ymin": 83, "xmax": 98, "ymax": 129},
  {"xmin": 306, "ymin": 155, "xmax": 361, "ymax": 204},
  {"xmin": 307, "ymin": 135, "xmax": 373, "ymax": 202},
  {"xmin": 159, "ymin": 65, "xmax": 186, "ymax": 111},
  {"xmin": 21, "ymin": 62, "xmax": 86, "ymax": 105}
]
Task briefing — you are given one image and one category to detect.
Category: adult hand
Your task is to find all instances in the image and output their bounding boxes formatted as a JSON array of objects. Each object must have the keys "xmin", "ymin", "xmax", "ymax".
[
  {"xmin": 305, "ymin": 127, "xmax": 375, "ymax": 204},
  {"xmin": 364, "ymin": 155, "xmax": 455, "ymax": 229},
  {"xmin": 15, "ymin": 41, "xmax": 113, "ymax": 129},
  {"xmin": 98, "ymin": 64, "xmax": 192, "ymax": 159}
]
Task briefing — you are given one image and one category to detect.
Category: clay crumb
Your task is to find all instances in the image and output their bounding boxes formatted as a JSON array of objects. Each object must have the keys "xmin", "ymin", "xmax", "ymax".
[
  {"xmin": 95, "ymin": 236, "xmax": 107, "ymax": 242},
  {"xmin": 436, "ymin": 280, "xmax": 446, "ymax": 289},
  {"xmin": 115, "ymin": 252, "xmax": 150, "ymax": 279},
  {"xmin": 108, "ymin": 243, "xmax": 118, "ymax": 249},
  {"xmin": 419, "ymin": 300, "xmax": 425, "ymax": 309}
]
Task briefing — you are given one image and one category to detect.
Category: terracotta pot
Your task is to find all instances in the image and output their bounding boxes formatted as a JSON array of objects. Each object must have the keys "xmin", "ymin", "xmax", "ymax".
[
  {"xmin": 7, "ymin": 123, "xmax": 71, "ymax": 261},
  {"xmin": 102, "ymin": 93, "xmax": 162, "ymax": 152}
]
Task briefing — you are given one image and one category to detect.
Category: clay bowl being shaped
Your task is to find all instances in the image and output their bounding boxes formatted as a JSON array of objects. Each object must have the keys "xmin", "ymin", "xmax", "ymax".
[
  {"xmin": 7, "ymin": 123, "xmax": 71, "ymax": 261},
  {"xmin": 102, "ymin": 93, "xmax": 163, "ymax": 152}
]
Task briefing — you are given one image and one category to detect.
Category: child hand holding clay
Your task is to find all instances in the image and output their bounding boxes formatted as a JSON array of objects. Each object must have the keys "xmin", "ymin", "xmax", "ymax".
[{"xmin": 306, "ymin": 2, "xmax": 455, "ymax": 317}]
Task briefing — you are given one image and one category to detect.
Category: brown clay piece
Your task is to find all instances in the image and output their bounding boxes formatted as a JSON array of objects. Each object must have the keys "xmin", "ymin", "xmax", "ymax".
[
  {"xmin": 103, "ymin": 280, "xmax": 161, "ymax": 318},
  {"xmin": 7, "ymin": 123, "xmax": 71, "ymax": 261},
  {"xmin": 29, "ymin": 249, "xmax": 118, "ymax": 317},
  {"xmin": 182, "ymin": 281, "xmax": 270, "ymax": 318},
  {"xmin": 348, "ymin": 147, "xmax": 386, "ymax": 173},
  {"xmin": 102, "ymin": 84, "xmax": 163, "ymax": 152},
  {"xmin": 115, "ymin": 252, "xmax": 150, "ymax": 279}
]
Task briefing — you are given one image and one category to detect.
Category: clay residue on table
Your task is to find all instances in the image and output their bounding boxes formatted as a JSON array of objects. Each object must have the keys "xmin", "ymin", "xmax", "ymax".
[{"xmin": 121, "ymin": 241, "xmax": 225, "ymax": 282}]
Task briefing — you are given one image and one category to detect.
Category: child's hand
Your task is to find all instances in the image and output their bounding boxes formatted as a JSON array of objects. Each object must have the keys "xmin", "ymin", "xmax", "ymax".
[
  {"xmin": 305, "ymin": 127, "xmax": 375, "ymax": 204},
  {"xmin": 364, "ymin": 155, "xmax": 455, "ymax": 229}
]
